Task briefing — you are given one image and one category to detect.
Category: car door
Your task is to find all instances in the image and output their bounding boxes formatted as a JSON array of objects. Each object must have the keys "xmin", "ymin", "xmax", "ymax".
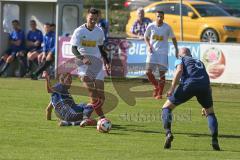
[{"xmin": 175, "ymin": 4, "xmax": 202, "ymax": 41}]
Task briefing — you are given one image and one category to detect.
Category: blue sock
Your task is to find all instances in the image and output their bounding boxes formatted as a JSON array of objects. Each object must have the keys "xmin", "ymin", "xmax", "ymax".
[
  {"xmin": 162, "ymin": 108, "xmax": 172, "ymax": 135},
  {"xmin": 207, "ymin": 113, "xmax": 218, "ymax": 140}
]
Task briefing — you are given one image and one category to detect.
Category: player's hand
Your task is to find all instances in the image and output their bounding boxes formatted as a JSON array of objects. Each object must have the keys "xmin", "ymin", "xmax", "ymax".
[
  {"xmin": 167, "ymin": 87, "xmax": 175, "ymax": 97},
  {"xmin": 105, "ymin": 63, "xmax": 111, "ymax": 76},
  {"xmin": 82, "ymin": 57, "xmax": 91, "ymax": 65},
  {"xmin": 42, "ymin": 71, "xmax": 50, "ymax": 80}
]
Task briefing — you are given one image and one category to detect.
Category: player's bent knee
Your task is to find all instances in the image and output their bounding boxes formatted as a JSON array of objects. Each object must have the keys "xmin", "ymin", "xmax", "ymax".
[
  {"xmin": 204, "ymin": 107, "xmax": 214, "ymax": 116},
  {"xmin": 162, "ymin": 100, "xmax": 176, "ymax": 110}
]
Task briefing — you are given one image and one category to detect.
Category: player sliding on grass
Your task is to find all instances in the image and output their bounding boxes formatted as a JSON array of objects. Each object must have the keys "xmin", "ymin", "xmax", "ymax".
[
  {"xmin": 161, "ymin": 47, "xmax": 220, "ymax": 150},
  {"xmin": 43, "ymin": 71, "xmax": 97, "ymax": 127},
  {"xmin": 70, "ymin": 7, "xmax": 110, "ymax": 120}
]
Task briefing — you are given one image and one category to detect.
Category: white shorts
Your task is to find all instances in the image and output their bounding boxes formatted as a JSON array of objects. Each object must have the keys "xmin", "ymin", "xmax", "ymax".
[
  {"xmin": 146, "ymin": 53, "xmax": 168, "ymax": 71},
  {"xmin": 76, "ymin": 56, "xmax": 106, "ymax": 81}
]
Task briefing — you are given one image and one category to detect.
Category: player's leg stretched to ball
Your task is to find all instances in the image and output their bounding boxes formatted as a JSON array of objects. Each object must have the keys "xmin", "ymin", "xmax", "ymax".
[{"xmin": 79, "ymin": 75, "xmax": 106, "ymax": 127}]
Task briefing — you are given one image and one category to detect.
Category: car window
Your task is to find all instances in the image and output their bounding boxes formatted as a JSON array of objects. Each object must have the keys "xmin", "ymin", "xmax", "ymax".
[
  {"xmin": 175, "ymin": 4, "xmax": 193, "ymax": 16},
  {"xmin": 193, "ymin": 4, "xmax": 230, "ymax": 17},
  {"xmin": 146, "ymin": 3, "xmax": 177, "ymax": 15}
]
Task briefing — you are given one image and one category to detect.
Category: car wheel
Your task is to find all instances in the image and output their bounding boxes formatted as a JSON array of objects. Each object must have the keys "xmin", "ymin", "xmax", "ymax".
[{"xmin": 201, "ymin": 29, "xmax": 219, "ymax": 42}]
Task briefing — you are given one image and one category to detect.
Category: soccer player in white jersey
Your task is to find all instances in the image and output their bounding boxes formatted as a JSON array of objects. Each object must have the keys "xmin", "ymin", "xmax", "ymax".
[
  {"xmin": 144, "ymin": 11, "xmax": 178, "ymax": 99},
  {"xmin": 70, "ymin": 8, "xmax": 110, "ymax": 121}
]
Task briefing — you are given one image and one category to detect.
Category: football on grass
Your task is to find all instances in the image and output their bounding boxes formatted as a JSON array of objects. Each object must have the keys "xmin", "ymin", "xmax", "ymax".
[{"xmin": 97, "ymin": 118, "xmax": 112, "ymax": 133}]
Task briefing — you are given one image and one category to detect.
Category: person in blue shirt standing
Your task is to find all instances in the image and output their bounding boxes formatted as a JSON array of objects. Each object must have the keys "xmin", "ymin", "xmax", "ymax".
[
  {"xmin": 0, "ymin": 20, "xmax": 26, "ymax": 77},
  {"xmin": 31, "ymin": 23, "xmax": 55, "ymax": 80},
  {"xmin": 26, "ymin": 20, "xmax": 43, "ymax": 74},
  {"xmin": 161, "ymin": 47, "xmax": 220, "ymax": 151},
  {"xmin": 97, "ymin": 10, "xmax": 109, "ymax": 42}
]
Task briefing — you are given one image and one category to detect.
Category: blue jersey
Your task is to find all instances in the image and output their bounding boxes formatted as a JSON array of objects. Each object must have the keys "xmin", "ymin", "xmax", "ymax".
[
  {"xmin": 51, "ymin": 83, "xmax": 83, "ymax": 121},
  {"xmin": 27, "ymin": 29, "xmax": 43, "ymax": 50},
  {"xmin": 9, "ymin": 29, "xmax": 25, "ymax": 52},
  {"xmin": 175, "ymin": 56, "xmax": 210, "ymax": 86},
  {"xmin": 98, "ymin": 19, "xmax": 109, "ymax": 41},
  {"xmin": 51, "ymin": 83, "xmax": 75, "ymax": 106},
  {"xmin": 43, "ymin": 31, "xmax": 55, "ymax": 53}
]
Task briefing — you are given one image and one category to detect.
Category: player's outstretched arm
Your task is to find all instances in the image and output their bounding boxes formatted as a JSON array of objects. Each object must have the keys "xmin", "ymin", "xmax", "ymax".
[
  {"xmin": 42, "ymin": 71, "xmax": 54, "ymax": 93},
  {"xmin": 168, "ymin": 64, "xmax": 183, "ymax": 96},
  {"xmin": 98, "ymin": 45, "xmax": 110, "ymax": 64},
  {"xmin": 45, "ymin": 101, "xmax": 53, "ymax": 120},
  {"xmin": 172, "ymin": 37, "xmax": 178, "ymax": 58}
]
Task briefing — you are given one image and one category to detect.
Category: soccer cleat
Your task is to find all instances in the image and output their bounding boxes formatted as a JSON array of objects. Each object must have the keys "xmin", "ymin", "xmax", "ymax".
[
  {"xmin": 155, "ymin": 95, "xmax": 162, "ymax": 100},
  {"xmin": 153, "ymin": 87, "xmax": 160, "ymax": 98},
  {"xmin": 164, "ymin": 133, "xmax": 174, "ymax": 149},
  {"xmin": 80, "ymin": 118, "xmax": 97, "ymax": 127},
  {"xmin": 212, "ymin": 138, "xmax": 221, "ymax": 151}
]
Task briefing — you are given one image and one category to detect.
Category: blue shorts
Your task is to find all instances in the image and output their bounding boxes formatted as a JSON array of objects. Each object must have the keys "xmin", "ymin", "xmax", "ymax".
[
  {"xmin": 168, "ymin": 84, "xmax": 213, "ymax": 108},
  {"xmin": 71, "ymin": 103, "xmax": 93, "ymax": 118}
]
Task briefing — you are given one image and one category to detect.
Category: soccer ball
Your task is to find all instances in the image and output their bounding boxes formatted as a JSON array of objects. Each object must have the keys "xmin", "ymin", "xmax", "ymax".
[{"xmin": 97, "ymin": 118, "xmax": 112, "ymax": 133}]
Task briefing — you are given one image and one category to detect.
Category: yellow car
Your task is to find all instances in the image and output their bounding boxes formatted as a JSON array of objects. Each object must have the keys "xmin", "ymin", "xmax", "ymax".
[{"xmin": 126, "ymin": 0, "xmax": 240, "ymax": 42}]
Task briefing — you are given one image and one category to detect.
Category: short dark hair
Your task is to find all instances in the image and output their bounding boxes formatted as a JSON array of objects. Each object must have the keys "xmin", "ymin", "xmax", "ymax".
[
  {"xmin": 44, "ymin": 22, "xmax": 51, "ymax": 26},
  {"xmin": 156, "ymin": 10, "xmax": 164, "ymax": 16},
  {"xmin": 88, "ymin": 7, "xmax": 99, "ymax": 15},
  {"xmin": 50, "ymin": 23, "xmax": 55, "ymax": 27},
  {"xmin": 12, "ymin": 19, "xmax": 20, "ymax": 24},
  {"xmin": 30, "ymin": 20, "xmax": 36, "ymax": 24}
]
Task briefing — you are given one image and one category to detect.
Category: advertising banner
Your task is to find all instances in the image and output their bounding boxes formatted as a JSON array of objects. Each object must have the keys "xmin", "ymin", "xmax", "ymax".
[
  {"xmin": 200, "ymin": 43, "xmax": 240, "ymax": 84},
  {"xmin": 57, "ymin": 37, "xmax": 240, "ymax": 84},
  {"xmin": 126, "ymin": 40, "xmax": 200, "ymax": 79}
]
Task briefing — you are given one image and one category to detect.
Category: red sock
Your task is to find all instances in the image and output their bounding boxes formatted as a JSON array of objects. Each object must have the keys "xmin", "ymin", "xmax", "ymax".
[
  {"xmin": 91, "ymin": 99, "xmax": 105, "ymax": 118},
  {"xmin": 159, "ymin": 76, "xmax": 166, "ymax": 96},
  {"xmin": 146, "ymin": 72, "xmax": 158, "ymax": 88}
]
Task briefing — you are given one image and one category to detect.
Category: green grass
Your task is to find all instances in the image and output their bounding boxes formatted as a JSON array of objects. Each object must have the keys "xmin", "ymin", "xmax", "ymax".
[{"xmin": 0, "ymin": 78, "xmax": 240, "ymax": 160}]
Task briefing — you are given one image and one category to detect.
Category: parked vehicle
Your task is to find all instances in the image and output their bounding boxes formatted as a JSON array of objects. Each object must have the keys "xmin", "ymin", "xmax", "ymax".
[
  {"xmin": 124, "ymin": 0, "xmax": 160, "ymax": 10},
  {"xmin": 126, "ymin": 0, "xmax": 240, "ymax": 42}
]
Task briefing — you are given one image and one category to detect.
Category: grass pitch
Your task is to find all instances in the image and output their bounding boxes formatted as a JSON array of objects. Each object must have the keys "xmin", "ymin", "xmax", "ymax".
[{"xmin": 0, "ymin": 78, "xmax": 240, "ymax": 160}]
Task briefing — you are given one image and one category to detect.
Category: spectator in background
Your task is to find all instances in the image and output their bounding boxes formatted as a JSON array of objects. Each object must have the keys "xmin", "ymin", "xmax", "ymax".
[
  {"xmin": 97, "ymin": 10, "xmax": 109, "ymax": 42},
  {"xmin": 0, "ymin": 20, "xmax": 26, "ymax": 77},
  {"xmin": 31, "ymin": 23, "xmax": 55, "ymax": 80},
  {"xmin": 26, "ymin": 20, "xmax": 43, "ymax": 75},
  {"xmin": 131, "ymin": 7, "xmax": 152, "ymax": 39}
]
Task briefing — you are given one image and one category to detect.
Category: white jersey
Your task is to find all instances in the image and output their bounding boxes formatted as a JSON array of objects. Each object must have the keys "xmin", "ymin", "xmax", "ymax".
[
  {"xmin": 144, "ymin": 22, "xmax": 175, "ymax": 55},
  {"xmin": 70, "ymin": 24, "xmax": 105, "ymax": 58}
]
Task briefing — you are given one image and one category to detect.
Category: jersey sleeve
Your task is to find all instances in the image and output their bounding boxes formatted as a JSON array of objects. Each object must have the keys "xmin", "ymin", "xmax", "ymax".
[
  {"xmin": 70, "ymin": 28, "xmax": 81, "ymax": 46},
  {"xmin": 52, "ymin": 83, "xmax": 63, "ymax": 93},
  {"xmin": 27, "ymin": 31, "xmax": 31, "ymax": 41},
  {"xmin": 38, "ymin": 30, "xmax": 43, "ymax": 43},
  {"xmin": 18, "ymin": 31, "xmax": 25, "ymax": 41},
  {"xmin": 174, "ymin": 59, "xmax": 182, "ymax": 68}
]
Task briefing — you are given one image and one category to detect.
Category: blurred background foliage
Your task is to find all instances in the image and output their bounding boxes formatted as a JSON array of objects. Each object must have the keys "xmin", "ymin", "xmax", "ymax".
[{"xmin": 83, "ymin": 0, "xmax": 129, "ymax": 37}]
